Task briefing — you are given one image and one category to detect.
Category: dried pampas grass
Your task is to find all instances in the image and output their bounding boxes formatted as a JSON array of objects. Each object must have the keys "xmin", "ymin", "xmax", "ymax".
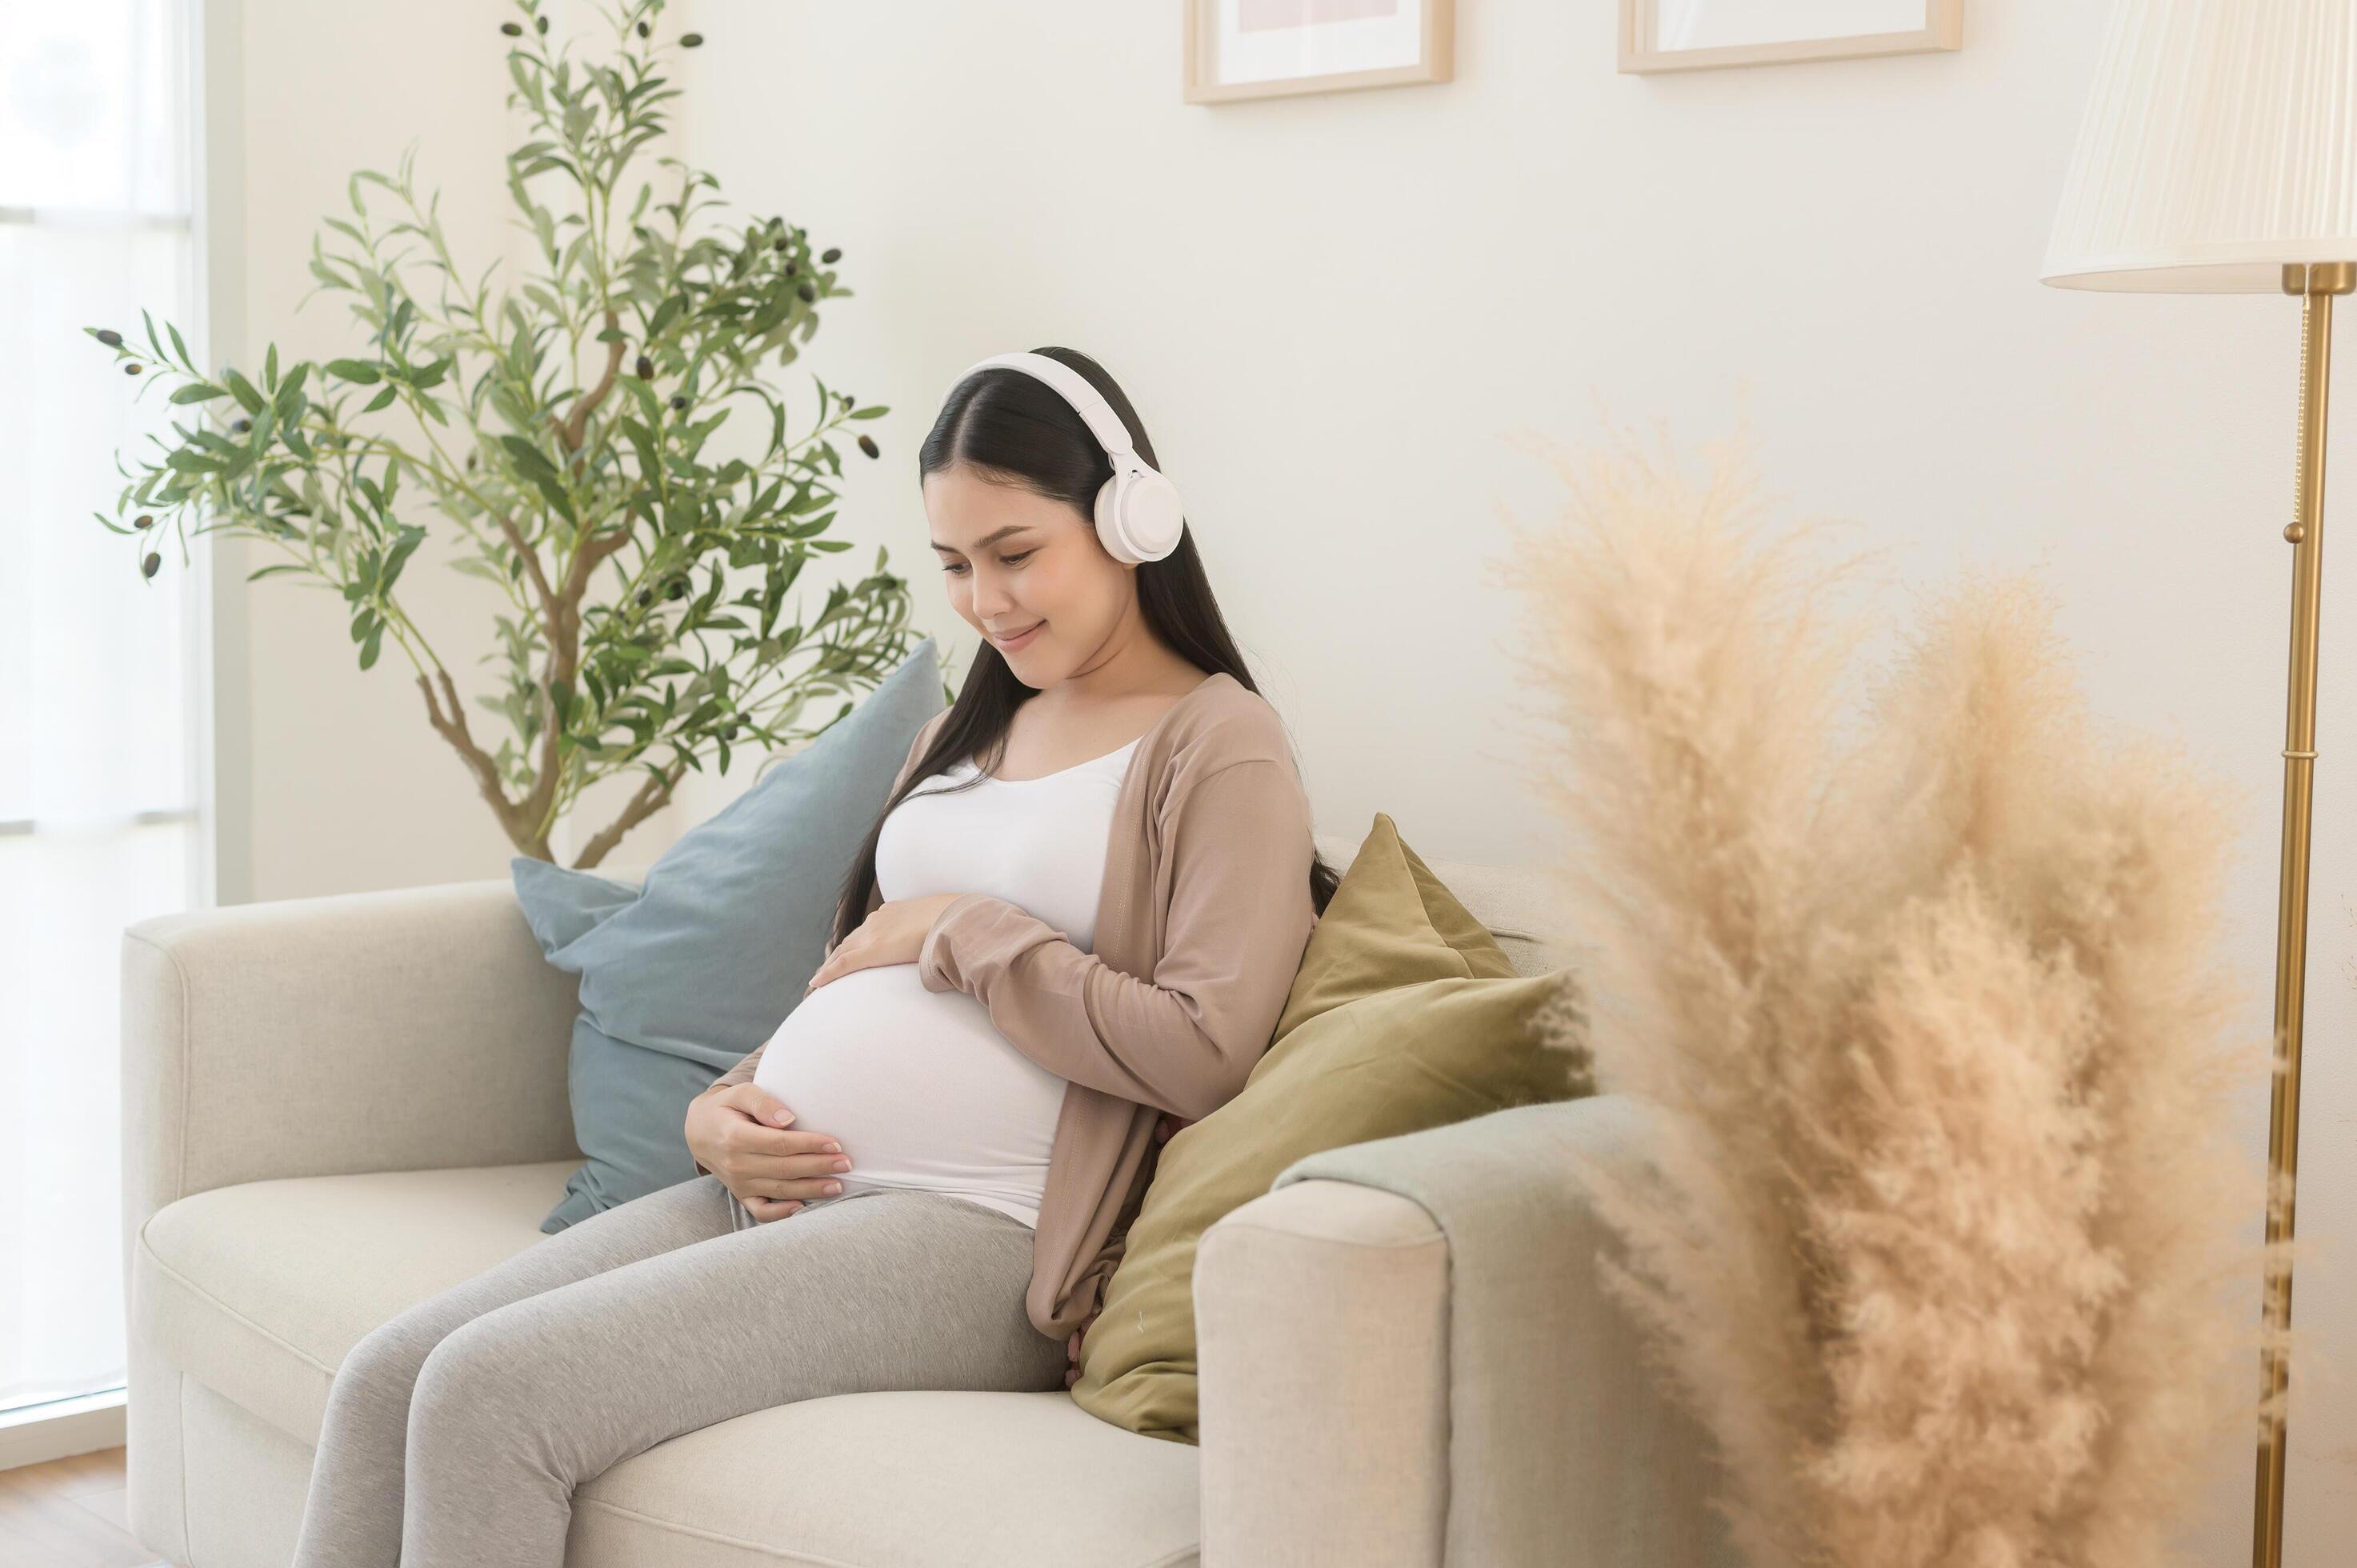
[{"xmin": 1493, "ymin": 426, "xmax": 2259, "ymax": 1568}]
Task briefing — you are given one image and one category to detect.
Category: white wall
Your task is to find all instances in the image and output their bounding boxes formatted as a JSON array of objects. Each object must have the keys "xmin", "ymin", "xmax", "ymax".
[
  {"xmin": 219, "ymin": 0, "xmax": 2354, "ymax": 1553},
  {"xmin": 222, "ymin": 0, "xmax": 536, "ymax": 900}
]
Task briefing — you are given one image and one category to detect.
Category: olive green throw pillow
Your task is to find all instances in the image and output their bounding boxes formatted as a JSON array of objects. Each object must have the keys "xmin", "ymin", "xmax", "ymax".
[{"xmin": 1068, "ymin": 810, "xmax": 1588, "ymax": 1443}]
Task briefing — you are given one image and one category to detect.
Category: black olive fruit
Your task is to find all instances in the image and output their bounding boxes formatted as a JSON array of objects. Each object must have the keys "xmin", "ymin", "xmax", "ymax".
[
  {"xmin": 772, "ymin": 236, "xmax": 787, "ymax": 252},
  {"xmin": 635, "ymin": 354, "xmax": 654, "ymax": 380},
  {"xmin": 500, "ymin": 20, "xmax": 522, "ymax": 36},
  {"xmin": 784, "ymin": 260, "xmax": 798, "ymax": 277},
  {"xmin": 636, "ymin": 589, "xmax": 651, "ymax": 607},
  {"xmin": 535, "ymin": 15, "xmax": 549, "ymax": 33},
  {"xmin": 669, "ymin": 394, "xmax": 687, "ymax": 411},
  {"xmin": 636, "ymin": 21, "xmax": 650, "ymax": 38},
  {"xmin": 465, "ymin": 450, "xmax": 478, "ymax": 470},
  {"xmin": 795, "ymin": 282, "xmax": 814, "ymax": 303},
  {"xmin": 681, "ymin": 31, "xmax": 704, "ymax": 47},
  {"xmin": 666, "ymin": 578, "xmax": 687, "ymax": 600},
  {"xmin": 719, "ymin": 723, "xmax": 738, "ymax": 741},
  {"xmin": 230, "ymin": 417, "xmax": 251, "ymax": 433},
  {"xmin": 858, "ymin": 434, "xmax": 879, "ymax": 459},
  {"xmin": 822, "ymin": 246, "xmax": 842, "ymax": 264},
  {"xmin": 142, "ymin": 551, "xmax": 161, "ymax": 578},
  {"xmin": 96, "ymin": 329, "xmax": 122, "ymax": 347},
  {"xmin": 134, "ymin": 514, "xmax": 154, "ymax": 530},
  {"xmin": 123, "ymin": 362, "xmax": 142, "ymax": 375}
]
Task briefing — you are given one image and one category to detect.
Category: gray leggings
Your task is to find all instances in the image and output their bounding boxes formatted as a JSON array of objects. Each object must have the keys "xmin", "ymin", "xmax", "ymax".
[{"xmin": 287, "ymin": 1174, "xmax": 1065, "ymax": 1567}]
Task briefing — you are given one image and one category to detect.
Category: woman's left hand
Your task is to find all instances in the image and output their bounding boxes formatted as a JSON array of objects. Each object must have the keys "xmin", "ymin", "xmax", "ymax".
[{"xmin": 804, "ymin": 893, "xmax": 967, "ymax": 994}]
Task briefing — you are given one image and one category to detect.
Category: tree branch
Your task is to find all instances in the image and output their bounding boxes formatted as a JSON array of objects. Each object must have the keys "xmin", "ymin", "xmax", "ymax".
[
  {"xmin": 566, "ymin": 503, "xmax": 638, "ymax": 596},
  {"xmin": 514, "ymin": 505, "xmax": 642, "ymax": 850},
  {"xmin": 418, "ymin": 670, "xmax": 544, "ymax": 854},
  {"xmin": 508, "ymin": 304, "xmax": 636, "ymax": 845},
  {"xmin": 491, "ymin": 509, "xmax": 558, "ymax": 616},
  {"xmin": 571, "ymin": 758, "xmax": 687, "ymax": 870},
  {"xmin": 550, "ymin": 307, "xmax": 625, "ymax": 477}
]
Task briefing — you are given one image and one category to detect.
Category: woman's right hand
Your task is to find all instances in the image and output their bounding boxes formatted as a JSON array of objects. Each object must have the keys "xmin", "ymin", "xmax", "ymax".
[{"xmin": 685, "ymin": 1083, "xmax": 853, "ymax": 1222}]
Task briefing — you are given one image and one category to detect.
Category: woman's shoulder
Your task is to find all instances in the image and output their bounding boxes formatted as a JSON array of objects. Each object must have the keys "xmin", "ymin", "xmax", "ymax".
[{"xmin": 1161, "ymin": 671, "xmax": 1297, "ymax": 773}]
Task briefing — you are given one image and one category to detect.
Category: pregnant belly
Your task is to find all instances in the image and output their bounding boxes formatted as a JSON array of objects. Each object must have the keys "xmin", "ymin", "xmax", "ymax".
[{"xmin": 750, "ymin": 963, "xmax": 1068, "ymax": 1208}]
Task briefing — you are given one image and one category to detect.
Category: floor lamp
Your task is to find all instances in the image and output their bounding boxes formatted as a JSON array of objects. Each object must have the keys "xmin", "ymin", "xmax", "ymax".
[{"xmin": 2042, "ymin": 5, "xmax": 2357, "ymax": 1564}]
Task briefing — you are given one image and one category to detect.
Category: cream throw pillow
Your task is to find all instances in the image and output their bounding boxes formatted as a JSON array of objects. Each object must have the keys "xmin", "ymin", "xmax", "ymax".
[{"xmin": 1068, "ymin": 810, "xmax": 1588, "ymax": 1442}]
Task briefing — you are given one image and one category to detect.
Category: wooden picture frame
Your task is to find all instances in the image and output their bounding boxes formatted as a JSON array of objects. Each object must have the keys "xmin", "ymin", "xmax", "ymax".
[
  {"xmin": 1185, "ymin": 0, "xmax": 1454, "ymax": 105},
  {"xmin": 1619, "ymin": 0, "xmax": 1962, "ymax": 74}
]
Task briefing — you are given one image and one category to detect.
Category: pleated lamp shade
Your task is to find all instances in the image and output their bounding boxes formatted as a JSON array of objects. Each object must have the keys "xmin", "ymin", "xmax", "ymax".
[{"xmin": 2043, "ymin": 0, "xmax": 2357, "ymax": 291}]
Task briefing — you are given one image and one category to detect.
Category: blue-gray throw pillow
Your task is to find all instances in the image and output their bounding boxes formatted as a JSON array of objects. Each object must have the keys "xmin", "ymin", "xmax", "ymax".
[{"xmin": 512, "ymin": 638, "xmax": 946, "ymax": 1231}]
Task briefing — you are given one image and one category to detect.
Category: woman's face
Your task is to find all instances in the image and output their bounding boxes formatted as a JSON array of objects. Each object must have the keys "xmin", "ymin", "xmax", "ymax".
[{"xmin": 922, "ymin": 463, "xmax": 1135, "ymax": 686}]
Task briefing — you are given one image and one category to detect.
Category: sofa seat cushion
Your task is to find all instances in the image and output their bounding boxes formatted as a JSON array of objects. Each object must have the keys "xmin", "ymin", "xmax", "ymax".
[
  {"xmin": 570, "ymin": 1390, "xmax": 1201, "ymax": 1567},
  {"xmin": 137, "ymin": 1161, "xmax": 1203, "ymax": 1566},
  {"xmin": 138, "ymin": 1160, "xmax": 586, "ymax": 1447}
]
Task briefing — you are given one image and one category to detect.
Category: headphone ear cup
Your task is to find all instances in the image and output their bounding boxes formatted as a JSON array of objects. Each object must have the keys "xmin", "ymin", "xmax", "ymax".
[
  {"xmin": 1094, "ymin": 475, "xmax": 1139, "ymax": 566},
  {"xmin": 1118, "ymin": 470, "xmax": 1186, "ymax": 563},
  {"xmin": 1094, "ymin": 462, "xmax": 1184, "ymax": 566}
]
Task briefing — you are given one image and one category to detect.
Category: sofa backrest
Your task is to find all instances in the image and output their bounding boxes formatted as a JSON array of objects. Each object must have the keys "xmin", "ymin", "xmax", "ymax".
[{"xmin": 1310, "ymin": 830, "xmax": 1568, "ymax": 980}]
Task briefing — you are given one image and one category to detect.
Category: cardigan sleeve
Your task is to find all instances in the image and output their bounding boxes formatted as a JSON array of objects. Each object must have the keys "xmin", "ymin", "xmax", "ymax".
[{"xmin": 915, "ymin": 757, "xmax": 1317, "ymax": 1121}]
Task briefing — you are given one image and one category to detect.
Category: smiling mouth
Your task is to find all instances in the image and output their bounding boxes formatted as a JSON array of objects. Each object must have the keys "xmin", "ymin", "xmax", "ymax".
[{"xmin": 992, "ymin": 622, "xmax": 1042, "ymax": 642}]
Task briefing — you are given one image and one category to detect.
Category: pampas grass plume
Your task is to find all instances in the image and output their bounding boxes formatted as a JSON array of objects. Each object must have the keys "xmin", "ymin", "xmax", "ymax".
[{"xmin": 1493, "ymin": 424, "xmax": 2261, "ymax": 1568}]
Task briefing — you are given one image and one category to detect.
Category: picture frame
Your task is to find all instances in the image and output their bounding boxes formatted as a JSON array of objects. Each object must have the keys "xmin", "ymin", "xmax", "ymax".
[
  {"xmin": 1619, "ymin": 0, "xmax": 1963, "ymax": 74},
  {"xmin": 1184, "ymin": 0, "xmax": 1454, "ymax": 105}
]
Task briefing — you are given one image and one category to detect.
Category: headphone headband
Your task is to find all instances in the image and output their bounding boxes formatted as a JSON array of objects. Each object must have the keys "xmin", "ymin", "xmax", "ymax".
[
  {"xmin": 956, "ymin": 353, "xmax": 1140, "ymax": 461},
  {"xmin": 946, "ymin": 352, "xmax": 1187, "ymax": 566}
]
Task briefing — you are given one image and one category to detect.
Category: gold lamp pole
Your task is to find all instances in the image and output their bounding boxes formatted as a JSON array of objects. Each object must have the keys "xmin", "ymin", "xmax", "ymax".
[
  {"xmin": 2043, "ymin": 6, "xmax": 2357, "ymax": 1560},
  {"xmin": 2255, "ymin": 258, "xmax": 2351, "ymax": 1566}
]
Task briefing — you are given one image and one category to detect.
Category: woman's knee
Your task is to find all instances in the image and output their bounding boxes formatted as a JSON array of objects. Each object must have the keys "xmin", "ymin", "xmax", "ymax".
[
  {"xmin": 414, "ymin": 1305, "xmax": 529, "ymax": 1407},
  {"xmin": 408, "ymin": 1298, "xmax": 591, "ymax": 1445},
  {"xmin": 409, "ymin": 1303, "xmax": 622, "ymax": 1483},
  {"xmin": 334, "ymin": 1294, "xmax": 467, "ymax": 1402}
]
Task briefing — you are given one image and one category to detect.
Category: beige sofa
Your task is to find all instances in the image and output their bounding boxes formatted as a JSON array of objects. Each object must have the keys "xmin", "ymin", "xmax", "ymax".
[{"xmin": 119, "ymin": 830, "xmax": 1717, "ymax": 1566}]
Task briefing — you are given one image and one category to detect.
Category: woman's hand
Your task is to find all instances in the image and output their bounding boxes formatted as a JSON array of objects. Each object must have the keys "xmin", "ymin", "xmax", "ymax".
[
  {"xmin": 804, "ymin": 893, "xmax": 967, "ymax": 994},
  {"xmin": 684, "ymin": 1083, "xmax": 854, "ymax": 1222}
]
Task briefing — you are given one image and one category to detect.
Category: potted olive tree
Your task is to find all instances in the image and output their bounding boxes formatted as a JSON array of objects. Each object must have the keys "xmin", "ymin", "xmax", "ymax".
[{"xmin": 84, "ymin": 0, "xmax": 922, "ymax": 867}]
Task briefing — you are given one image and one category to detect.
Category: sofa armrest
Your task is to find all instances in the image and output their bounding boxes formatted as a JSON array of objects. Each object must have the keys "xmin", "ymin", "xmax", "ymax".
[
  {"xmin": 121, "ymin": 877, "xmax": 582, "ymax": 1264},
  {"xmin": 1195, "ymin": 1178, "xmax": 1450, "ymax": 1567},
  {"xmin": 1193, "ymin": 1095, "xmax": 1735, "ymax": 1568}
]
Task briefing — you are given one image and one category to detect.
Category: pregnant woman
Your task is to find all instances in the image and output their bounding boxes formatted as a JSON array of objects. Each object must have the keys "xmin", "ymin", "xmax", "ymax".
[{"xmin": 288, "ymin": 346, "xmax": 1339, "ymax": 1567}]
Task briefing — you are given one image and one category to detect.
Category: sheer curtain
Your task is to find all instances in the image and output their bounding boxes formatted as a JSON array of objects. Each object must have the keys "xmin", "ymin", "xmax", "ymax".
[{"xmin": 0, "ymin": 0, "xmax": 209, "ymax": 1420}]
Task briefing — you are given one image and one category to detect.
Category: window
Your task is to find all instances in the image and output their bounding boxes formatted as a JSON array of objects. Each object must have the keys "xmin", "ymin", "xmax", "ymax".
[{"xmin": 1, "ymin": 0, "xmax": 210, "ymax": 1424}]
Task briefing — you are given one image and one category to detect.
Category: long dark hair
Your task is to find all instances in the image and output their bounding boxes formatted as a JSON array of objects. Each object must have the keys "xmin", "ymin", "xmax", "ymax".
[{"xmin": 827, "ymin": 346, "xmax": 1339, "ymax": 948}]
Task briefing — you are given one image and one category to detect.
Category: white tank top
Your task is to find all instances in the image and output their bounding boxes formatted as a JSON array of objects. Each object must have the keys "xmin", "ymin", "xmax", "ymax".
[{"xmin": 750, "ymin": 734, "xmax": 1142, "ymax": 1227}]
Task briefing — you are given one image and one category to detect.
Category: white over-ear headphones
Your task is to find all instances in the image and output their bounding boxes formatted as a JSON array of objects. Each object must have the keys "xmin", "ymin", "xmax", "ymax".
[{"xmin": 950, "ymin": 353, "xmax": 1187, "ymax": 566}]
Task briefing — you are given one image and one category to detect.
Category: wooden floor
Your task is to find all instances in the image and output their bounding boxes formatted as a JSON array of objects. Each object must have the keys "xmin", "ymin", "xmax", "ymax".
[{"xmin": 0, "ymin": 1448, "xmax": 168, "ymax": 1567}]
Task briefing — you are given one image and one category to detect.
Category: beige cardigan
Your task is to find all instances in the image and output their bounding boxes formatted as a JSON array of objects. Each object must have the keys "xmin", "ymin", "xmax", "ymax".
[{"xmin": 701, "ymin": 670, "xmax": 1319, "ymax": 1343}]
